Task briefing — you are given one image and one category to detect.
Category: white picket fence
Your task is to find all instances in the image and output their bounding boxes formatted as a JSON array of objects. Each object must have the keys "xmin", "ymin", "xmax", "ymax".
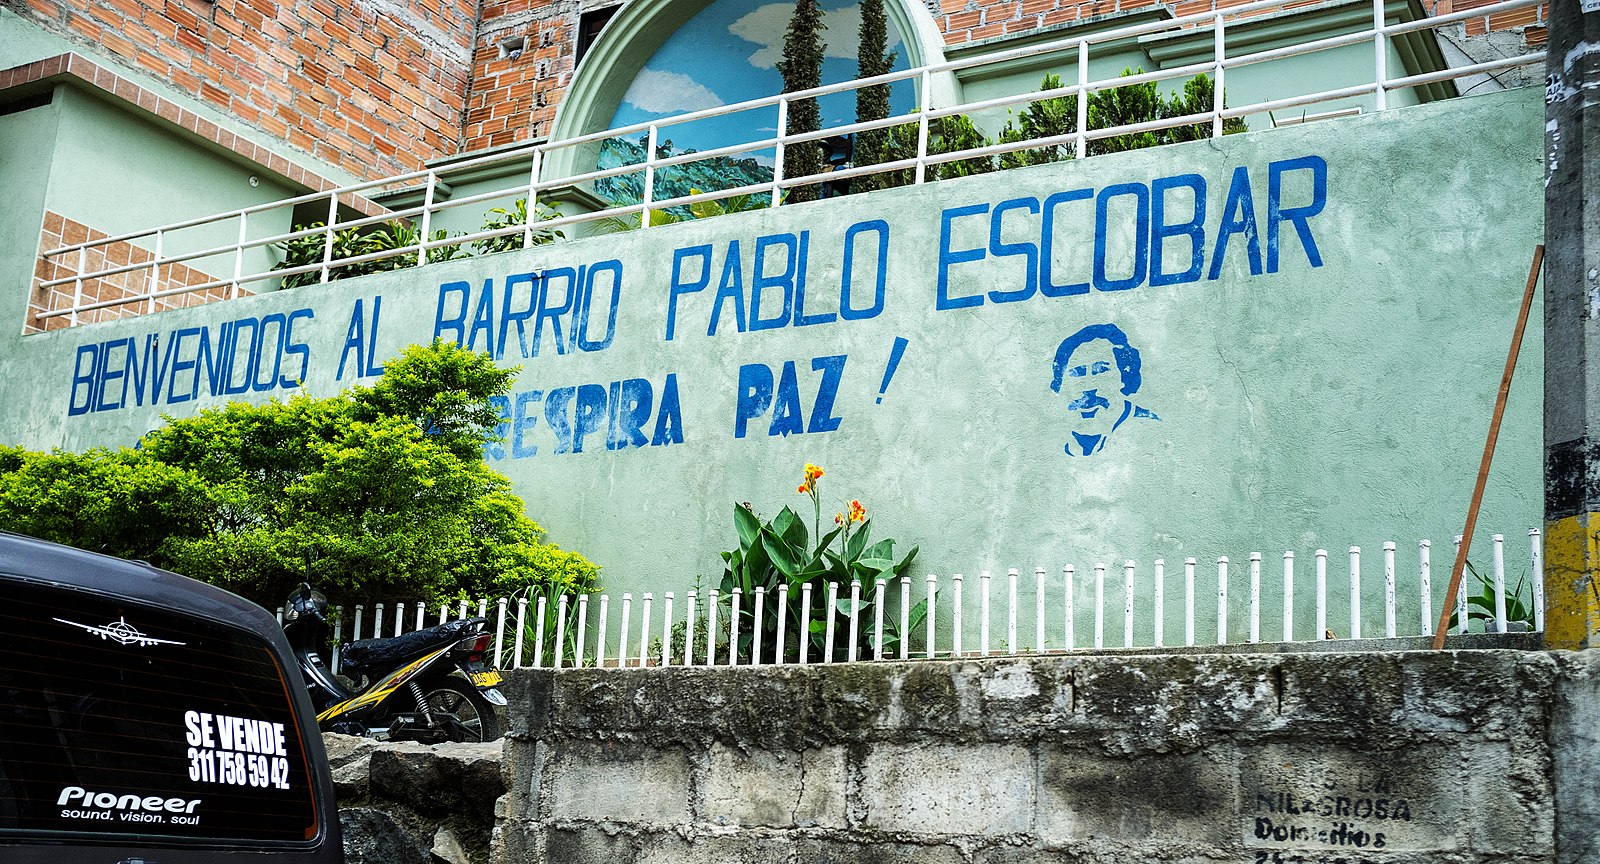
[{"xmin": 288, "ymin": 529, "xmax": 1545, "ymax": 672}]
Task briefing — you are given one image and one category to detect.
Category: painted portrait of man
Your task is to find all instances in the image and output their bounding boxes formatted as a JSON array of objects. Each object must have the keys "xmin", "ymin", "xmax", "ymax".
[{"xmin": 1049, "ymin": 323, "xmax": 1161, "ymax": 457}]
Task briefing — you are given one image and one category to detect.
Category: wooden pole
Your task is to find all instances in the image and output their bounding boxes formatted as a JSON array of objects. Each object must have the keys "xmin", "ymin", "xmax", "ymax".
[{"xmin": 1432, "ymin": 245, "xmax": 1544, "ymax": 649}]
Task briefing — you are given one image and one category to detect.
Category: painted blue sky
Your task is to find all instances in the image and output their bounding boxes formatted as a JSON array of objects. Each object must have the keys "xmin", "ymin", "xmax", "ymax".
[{"xmin": 609, "ymin": 0, "xmax": 915, "ymax": 160}]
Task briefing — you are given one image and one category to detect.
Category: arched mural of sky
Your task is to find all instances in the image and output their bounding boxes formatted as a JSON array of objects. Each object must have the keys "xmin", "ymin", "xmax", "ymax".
[{"xmin": 608, "ymin": 0, "xmax": 915, "ymax": 160}]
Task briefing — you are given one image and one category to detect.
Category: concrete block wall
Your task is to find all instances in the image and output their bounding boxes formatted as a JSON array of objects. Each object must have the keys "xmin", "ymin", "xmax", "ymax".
[{"xmin": 498, "ymin": 650, "xmax": 1600, "ymax": 864}]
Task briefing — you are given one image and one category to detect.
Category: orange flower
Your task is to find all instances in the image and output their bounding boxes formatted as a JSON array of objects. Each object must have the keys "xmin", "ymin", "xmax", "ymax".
[
  {"xmin": 834, "ymin": 512, "xmax": 845, "ymax": 525},
  {"xmin": 848, "ymin": 499, "xmax": 866, "ymax": 523},
  {"xmin": 798, "ymin": 463, "xmax": 824, "ymax": 494}
]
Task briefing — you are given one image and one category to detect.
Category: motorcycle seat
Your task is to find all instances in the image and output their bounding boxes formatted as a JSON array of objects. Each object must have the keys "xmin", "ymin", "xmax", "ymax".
[{"xmin": 340, "ymin": 616, "xmax": 484, "ymax": 675}]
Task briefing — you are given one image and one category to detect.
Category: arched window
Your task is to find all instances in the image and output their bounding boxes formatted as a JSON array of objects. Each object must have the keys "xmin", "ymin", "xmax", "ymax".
[{"xmin": 545, "ymin": 0, "xmax": 953, "ymax": 204}]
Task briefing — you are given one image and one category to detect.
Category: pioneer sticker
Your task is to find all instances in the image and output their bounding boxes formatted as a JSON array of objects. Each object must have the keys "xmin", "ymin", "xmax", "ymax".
[{"xmin": 57, "ymin": 786, "xmax": 202, "ymax": 826}]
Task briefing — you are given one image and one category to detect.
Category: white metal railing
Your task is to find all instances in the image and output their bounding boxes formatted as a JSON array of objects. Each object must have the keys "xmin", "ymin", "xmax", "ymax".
[
  {"xmin": 284, "ymin": 529, "xmax": 1546, "ymax": 672},
  {"xmin": 33, "ymin": 0, "xmax": 1544, "ymax": 327}
]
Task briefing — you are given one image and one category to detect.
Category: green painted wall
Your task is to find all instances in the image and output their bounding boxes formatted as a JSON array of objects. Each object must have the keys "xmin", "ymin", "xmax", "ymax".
[
  {"xmin": 0, "ymin": 86, "xmax": 61, "ymax": 325},
  {"xmin": 43, "ymin": 85, "xmax": 299, "ymax": 286},
  {"xmin": 0, "ymin": 87, "xmax": 1544, "ymax": 641}
]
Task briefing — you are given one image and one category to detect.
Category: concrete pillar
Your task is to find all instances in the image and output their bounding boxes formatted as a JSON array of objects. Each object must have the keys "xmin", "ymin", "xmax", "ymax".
[{"xmin": 1544, "ymin": 0, "xmax": 1600, "ymax": 650}]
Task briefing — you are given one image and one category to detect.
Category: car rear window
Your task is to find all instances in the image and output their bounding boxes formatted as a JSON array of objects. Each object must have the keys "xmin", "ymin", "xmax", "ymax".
[{"xmin": 0, "ymin": 577, "xmax": 319, "ymax": 844}]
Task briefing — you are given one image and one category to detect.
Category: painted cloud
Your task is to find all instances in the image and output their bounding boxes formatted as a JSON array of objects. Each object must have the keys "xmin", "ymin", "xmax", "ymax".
[
  {"xmin": 622, "ymin": 68, "xmax": 727, "ymax": 114},
  {"xmin": 729, "ymin": 2, "xmax": 864, "ymax": 69}
]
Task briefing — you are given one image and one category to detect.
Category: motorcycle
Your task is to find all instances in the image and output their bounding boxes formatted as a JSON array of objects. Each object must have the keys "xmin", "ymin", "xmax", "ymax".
[{"xmin": 282, "ymin": 584, "xmax": 506, "ymax": 743}]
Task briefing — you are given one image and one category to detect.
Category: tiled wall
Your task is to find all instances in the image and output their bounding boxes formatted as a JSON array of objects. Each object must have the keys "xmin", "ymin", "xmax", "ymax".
[{"xmin": 28, "ymin": 212, "xmax": 244, "ymax": 334}]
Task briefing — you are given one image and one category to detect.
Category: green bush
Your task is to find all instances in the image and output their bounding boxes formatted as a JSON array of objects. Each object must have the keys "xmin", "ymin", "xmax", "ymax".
[
  {"xmin": 719, "ymin": 463, "xmax": 924, "ymax": 663},
  {"xmin": 0, "ymin": 342, "xmax": 598, "ymax": 610},
  {"xmin": 271, "ymin": 197, "xmax": 557, "ymax": 289}
]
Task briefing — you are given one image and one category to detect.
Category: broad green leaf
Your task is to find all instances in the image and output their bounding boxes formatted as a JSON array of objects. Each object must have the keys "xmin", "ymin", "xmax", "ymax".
[
  {"xmin": 812, "ymin": 526, "xmax": 842, "ymax": 561},
  {"xmin": 762, "ymin": 528, "xmax": 804, "ymax": 578},
  {"xmin": 893, "ymin": 545, "xmax": 920, "ymax": 577},
  {"xmin": 734, "ymin": 503, "xmax": 761, "ymax": 552},
  {"xmin": 775, "ymin": 505, "xmax": 809, "ymax": 551},
  {"xmin": 746, "ymin": 533, "xmax": 772, "ymax": 580},
  {"xmin": 845, "ymin": 519, "xmax": 872, "ymax": 560}
]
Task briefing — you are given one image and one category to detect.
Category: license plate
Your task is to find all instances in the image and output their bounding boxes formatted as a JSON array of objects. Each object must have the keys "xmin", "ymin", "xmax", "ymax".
[{"xmin": 467, "ymin": 669, "xmax": 502, "ymax": 687}]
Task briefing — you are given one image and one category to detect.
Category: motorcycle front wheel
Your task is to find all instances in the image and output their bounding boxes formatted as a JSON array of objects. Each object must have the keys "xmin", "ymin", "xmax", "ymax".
[{"xmin": 419, "ymin": 676, "xmax": 504, "ymax": 742}]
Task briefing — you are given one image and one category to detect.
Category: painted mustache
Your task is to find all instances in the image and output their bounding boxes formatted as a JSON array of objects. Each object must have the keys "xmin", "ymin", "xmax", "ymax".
[{"xmin": 1066, "ymin": 389, "xmax": 1112, "ymax": 415}]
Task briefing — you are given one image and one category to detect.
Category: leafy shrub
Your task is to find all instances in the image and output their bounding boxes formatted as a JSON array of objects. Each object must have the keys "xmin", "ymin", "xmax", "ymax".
[
  {"xmin": 0, "ymin": 342, "xmax": 598, "ymax": 610},
  {"xmin": 720, "ymin": 463, "xmax": 924, "ymax": 662},
  {"xmin": 473, "ymin": 198, "xmax": 565, "ymax": 255},
  {"xmin": 270, "ymin": 197, "xmax": 555, "ymax": 289}
]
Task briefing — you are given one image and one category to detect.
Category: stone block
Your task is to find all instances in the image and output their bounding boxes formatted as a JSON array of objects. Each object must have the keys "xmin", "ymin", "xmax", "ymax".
[
  {"xmin": 339, "ymin": 806, "xmax": 430, "ymax": 864},
  {"xmin": 323, "ymin": 732, "xmax": 380, "ymax": 799},
  {"xmin": 1395, "ymin": 650, "xmax": 1553, "ymax": 735},
  {"xmin": 977, "ymin": 660, "xmax": 1076, "ymax": 739},
  {"xmin": 1072, "ymin": 655, "xmax": 1280, "ymax": 752},
  {"xmin": 1237, "ymin": 742, "xmax": 1466, "ymax": 853},
  {"xmin": 545, "ymin": 825, "xmax": 798, "ymax": 864},
  {"xmin": 543, "ymin": 825, "xmax": 643, "ymax": 864},
  {"xmin": 368, "ymin": 738, "xmax": 505, "ymax": 820},
  {"xmin": 545, "ymin": 739, "xmax": 692, "ymax": 824},
  {"xmin": 701, "ymin": 744, "xmax": 847, "ymax": 828},
  {"xmin": 792, "ymin": 835, "xmax": 968, "ymax": 864},
  {"xmin": 1276, "ymin": 653, "xmax": 1405, "ymax": 741},
  {"xmin": 1463, "ymin": 741, "xmax": 1555, "ymax": 856},
  {"xmin": 860, "ymin": 742, "xmax": 1034, "ymax": 835},
  {"xmin": 887, "ymin": 662, "xmax": 982, "ymax": 737},
  {"xmin": 1036, "ymin": 748, "xmax": 1236, "ymax": 845},
  {"xmin": 1551, "ymin": 649, "xmax": 1600, "ymax": 864}
]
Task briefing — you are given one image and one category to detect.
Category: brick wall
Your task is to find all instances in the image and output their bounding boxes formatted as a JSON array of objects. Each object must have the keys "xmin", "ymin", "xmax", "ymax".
[
  {"xmin": 465, "ymin": 0, "xmax": 579, "ymax": 151},
  {"xmin": 11, "ymin": 0, "xmax": 1550, "ymax": 195},
  {"xmin": 28, "ymin": 212, "xmax": 242, "ymax": 334},
  {"xmin": 938, "ymin": 0, "xmax": 1548, "ymax": 46},
  {"xmin": 1429, "ymin": 0, "xmax": 1548, "ymax": 47},
  {"xmin": 13, "ymin": 0, "xmax": 476, "ymax": 180}
]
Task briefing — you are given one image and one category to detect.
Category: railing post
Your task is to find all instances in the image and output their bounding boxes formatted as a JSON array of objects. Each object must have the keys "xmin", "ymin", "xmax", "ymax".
[
  {"xmin": 1076, "ymin": 41, "xmax": 1090, "ymax": 160},
  {"xmin": 1217, "ymin": 556, "xmax": 1229, "ymax": 645},
  {"xmin": 1349, "ymin": 546, "xmax": 1362, "ymax": 639},
  {"xmin": 1282, "ymin": 552, "xmax": 1295, "ymax": 643},
  {"xmin": 915, "ymin": 69, "xmax": 932, "ymax": 184},
  {"xmin": 575, "ymin": 595, "xmax": 590, "ymax": 668},
  {"xmin": 72, "ymin": 245, "xmax": 86, "ymax": 327},
  {"xmin": 1213, "ymin": 14, "xmax": 1227, "ymax": 139},
  {"xmin": 320, "ymin": 192, "xmax": 338, "ymax": 284},
  {"xmin": 553, "ymin": 594, "xmax": 569, "ymax": 669},
  {"xmin": 522, "ymin": 148, "xmax": 544, "ymax": 249},
  {"xmin": 417, "ymin": 170, "xmax": 437, "ymax": 266},
  {"xmin": 771, "ymin": 99, "xmax": 788, "ymax": 209},
  {"xmin": 150, "ymin": 229, "xmax": 165, "ymax": 314},
  {"xmin": 1419, "ymin": 540, "xmax": 1433, "ymax": 637},
  {"xmin": 493, "ymin": 598, "xmax": 507, "ymax": 668},
  {"xmin": 231, "ymin": 214, "xmax": 246, "ymax": 300},
  {"xmin": 641, "ymin": 124, "xmax": 659, "ymax": 230},
  {"xmin": 1372, "ymin": 0, "xmax": 1388, "ymax": 110},
  {"xmin": 1529, "ymin": 528, "xmax": 1545, "ymax": 632}
]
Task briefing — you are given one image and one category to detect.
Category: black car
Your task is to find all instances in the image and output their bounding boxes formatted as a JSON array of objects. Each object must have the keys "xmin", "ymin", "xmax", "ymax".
[{"xmin": 0, "ymin": 532, "xmax": 340, "ymax": 863}]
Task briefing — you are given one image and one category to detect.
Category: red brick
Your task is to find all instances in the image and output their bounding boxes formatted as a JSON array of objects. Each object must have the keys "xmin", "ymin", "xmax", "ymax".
[{"xmin": 1486, "ymin": 7, "xmax": 1537, "ymax": 29}]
